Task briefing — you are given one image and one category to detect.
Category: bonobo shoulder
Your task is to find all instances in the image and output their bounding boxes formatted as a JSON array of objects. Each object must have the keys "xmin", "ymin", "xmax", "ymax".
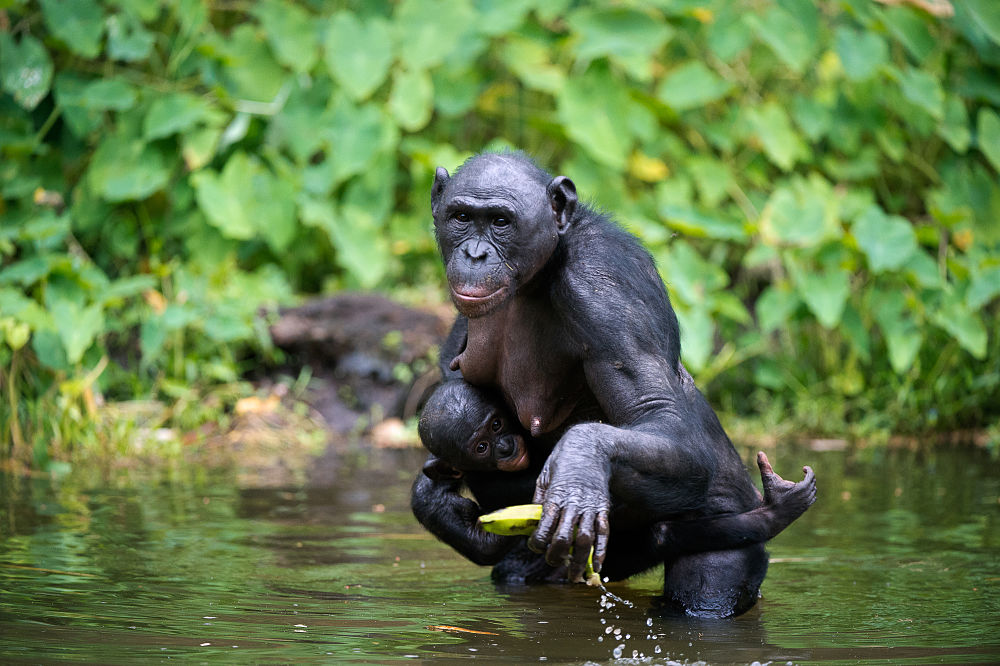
[{"xmin": 554, "ymin": 207, "xmax": 679, "ymax": 365}]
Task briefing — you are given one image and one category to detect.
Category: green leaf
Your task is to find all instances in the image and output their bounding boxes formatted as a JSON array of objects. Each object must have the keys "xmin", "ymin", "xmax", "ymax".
[
  {"xmin": 323, "ymin": 97, "xmax": 398, "ymax": 186},
  {"xmin": 747, "ymin": 7, "xmax": 816, "ymax": 73},
  {"xmin": 557, "ymin": 64, "xmax": 632, "ymax": 170},
  {"xmin": 474, "ymin": 0, "xmax": 535, "ymax": 36},
  {"xmin": 254, "ymin": 0, "xmax": 319, "ymax": 73},
  {"xmin": 967, "ymin": 265, "xmax": 1000, "ymax": 309},
  {"xmin": 852, "ymin": 205, "xmax": 918, "ymax": 272},
  {"xmin": 675, "ymin": 305, "xmax": 714, "ymax": 373},
  {"xmin": 882, "ymin": 6, "xmax": 935, "ymax": 62},
  {"xmin": 898, "ymin": 67, "xmax": 944, "ymax": 120},
  {"xmin": 323, "ymin": 12, "xmax": 393, "ymax": 101},
  {"xmin": 976, "ymin": 108, "xmax": 1000, "ymax": 172},
  {"xmin": 937, "ymin": 95, "xmax": 971, "ymax": 153},
  {"xmin": 792, "ymin": 266, "xmax": 850, "ymax": 329},
  {"xmin": 501, "ymin": 36, "xmax": 565, "ymax": 94},
  {"xmin": 388, "ymin": 68, "xmax": 434, "ymax": 133},
  {"xmin": 106, "ymin": 13, "xmax": 155, "ymax": 62},
  {"xmin": 760, "ymin": 186, "xmax": 826, "ymax": 246},
  {"xmin": 659, "ymin": 205, "xmax": 747, "ymax": 241},
  {"xmin": 834, "ymin": 26, "xmax": 887, "ymax": 81},
  {"xmin": 656, "ymin": 61, "xmax": 731, "ymax": 111},
  {"xmin": 143, "ymin": 93, "xmax": 216, "ymax": 140},
  {"xmin": 214, "ymin": 25, "xmax": 286, "ymax": 103},
  {"xmin": 299, "ymin": 197, "xmax": 390, "ymax": 288},
  {"xmin": 192, "ymin": 151, "xmax": 297, "ymax": 252},
  {"xmin": 931, "ymin": 297, "xmax": 987, "ymax": 358},
  {"xmin": 40, "ymin": 0, "xmax": 105, "ymax": 59},
  {"xmin": 877, "ymin": 309, "xmax": 923, "ymax": 374},
  {"xmin": 78, "ymin": 78, "xmax": 138, "ymax": 111},
  {"xmin": 50, "ymin": 300, "xmax": 104, "ymax": 365},
  {"xmin": 963, "ymin": 0, "xmax": 1000, "ymax": 45},
  {"xmin": 392, "ymin": 0, "xmax": 473, "ymax": 71},
  {"xmin": 568, "ymin": 6, "xmax": 674, "ymax": 78},
  {"xmin": 0, "ymin": 34, "xmax": 54, "ymax": 111},
  {"xmin": 88, "ymin": 134, "xmax": 171, "ymax": 202},
  {"xmin": 745, "ymin": 103, "xmax": 807, "ymax": 171}
]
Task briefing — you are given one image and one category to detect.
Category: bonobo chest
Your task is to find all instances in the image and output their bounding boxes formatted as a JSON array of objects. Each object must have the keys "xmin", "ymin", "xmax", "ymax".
[{"xmin": 457, "ymin": 300, "xmax": 584, "ymax": 437}]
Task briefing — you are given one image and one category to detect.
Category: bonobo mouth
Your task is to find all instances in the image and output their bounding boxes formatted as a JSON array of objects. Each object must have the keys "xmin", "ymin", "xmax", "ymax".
[
  {"xmin": 496, "ymin": 436, "xmax": 529, "ymax": 472},
  {"xmin": 450, "ymin": 285, "xmax": 510, "ymax": 316}
]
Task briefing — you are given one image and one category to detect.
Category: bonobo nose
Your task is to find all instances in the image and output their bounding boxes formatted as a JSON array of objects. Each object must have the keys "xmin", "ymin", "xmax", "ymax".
[
  {"xmin": 464, "ymin": 240, "xmax": 489, "ymax": 261},
  {"xmin": 496, "ymin": 436, "xmax": 515, "ymax": 457}
]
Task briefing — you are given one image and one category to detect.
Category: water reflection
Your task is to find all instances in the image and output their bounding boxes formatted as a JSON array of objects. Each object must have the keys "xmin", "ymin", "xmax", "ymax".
[{"xmin": 1, "ymin": 443, "xmax": 998, "ymax": 663}]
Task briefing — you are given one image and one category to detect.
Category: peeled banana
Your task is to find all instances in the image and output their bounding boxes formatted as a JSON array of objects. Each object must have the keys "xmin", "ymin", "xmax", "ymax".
[
  {"xmin": 478, "ymin": 503, "xmax": 601, "ymax": 586},
  {"xmin": 477, "ymin": 504, "xmax": 543, "ymax": 535}
]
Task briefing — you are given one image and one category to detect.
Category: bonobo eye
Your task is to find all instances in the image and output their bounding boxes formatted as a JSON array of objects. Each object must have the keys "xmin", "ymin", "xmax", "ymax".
[
  {"xmin": 475, "ymin": 441, "xmax": 490, "ymax": 455},
  {"xmin": 491, "ymin": 418, "xmax": 503, "ymax": 432},
  {"xmin": 492, "ymin": 216, "xmax": 510, "ymax": 228}
]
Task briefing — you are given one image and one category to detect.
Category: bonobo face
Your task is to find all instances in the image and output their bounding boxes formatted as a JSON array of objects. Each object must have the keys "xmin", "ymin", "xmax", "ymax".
[
  {"xmin": 431, "ymin": 153, "xmax": 577, "ymax": 318},
  {"xmin": 419, "ymin": 381, "xmax": 529, "ymax": 477}
]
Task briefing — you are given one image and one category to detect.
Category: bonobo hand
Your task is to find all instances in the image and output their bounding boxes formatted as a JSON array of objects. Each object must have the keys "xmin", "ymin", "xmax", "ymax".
[{"xmin": 528, "ymin": 428, "xmax": 611, "ymax": 582}]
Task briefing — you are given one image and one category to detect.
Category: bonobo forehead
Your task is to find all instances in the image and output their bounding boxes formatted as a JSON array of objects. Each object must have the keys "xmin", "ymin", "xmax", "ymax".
[{"xmin": 444, "ymin": 152, "xmax": 552, "ymax": 208}]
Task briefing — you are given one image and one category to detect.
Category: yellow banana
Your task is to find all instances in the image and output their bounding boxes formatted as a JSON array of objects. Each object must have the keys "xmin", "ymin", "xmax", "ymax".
[
  {"xmin": 478, "ymin": 503, "xmax": 601, "ymax": 586},
  {"xmin": 478, "ymin": 503, "xmax": 543, "ymax": 535}
]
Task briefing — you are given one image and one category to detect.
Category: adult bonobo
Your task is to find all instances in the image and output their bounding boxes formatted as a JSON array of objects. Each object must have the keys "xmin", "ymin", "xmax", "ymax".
[{"xmin": 411, "ymin": 151, "xmax": 816, "ymax": 617}]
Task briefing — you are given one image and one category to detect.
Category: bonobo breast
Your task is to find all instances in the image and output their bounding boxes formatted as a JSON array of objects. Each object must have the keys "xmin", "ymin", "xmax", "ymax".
[{"xmin": 457, "ymin": 298, "xmax": 587, "ymax": 438}]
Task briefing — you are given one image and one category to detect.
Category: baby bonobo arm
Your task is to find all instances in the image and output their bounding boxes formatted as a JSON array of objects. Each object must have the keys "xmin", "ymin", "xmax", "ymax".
[{"xmin": 653, "ymin": 452, "xmax": 817, "ymax": 554}]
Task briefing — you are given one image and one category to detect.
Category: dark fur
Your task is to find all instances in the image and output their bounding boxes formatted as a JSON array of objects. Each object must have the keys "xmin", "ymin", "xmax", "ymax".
[{"xmin": 411, "ymin": 152, "xmax": 815, "ymax": 617}]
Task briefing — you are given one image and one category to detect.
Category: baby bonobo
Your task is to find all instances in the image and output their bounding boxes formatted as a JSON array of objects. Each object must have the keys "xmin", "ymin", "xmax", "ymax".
[{"xmin": 420, "ymin": 380, "xmax": 816, "ymax": 559}]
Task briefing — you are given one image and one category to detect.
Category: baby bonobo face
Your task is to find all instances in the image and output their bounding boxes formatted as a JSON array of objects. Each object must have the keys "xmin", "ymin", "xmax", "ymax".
[
  {"xmin": 419, "ymin": 381, "xmax": 530, "ymax": 477},
  {"xmin": 466, "ymin": 408, "xmax": 529, "ymax": 473}
]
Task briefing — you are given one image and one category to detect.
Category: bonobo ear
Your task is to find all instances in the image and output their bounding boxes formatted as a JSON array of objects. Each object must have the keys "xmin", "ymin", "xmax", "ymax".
[
  {"xmin": 547, "ymin": 176, "xmax": 577, "ymax": 235},
  {"xmin": 422, "ymin": 456, "xmax": 463, "ymax": 481},
  {"xmin": 431, "ymin": 167, "xmax": 450, "ymax": 217}
]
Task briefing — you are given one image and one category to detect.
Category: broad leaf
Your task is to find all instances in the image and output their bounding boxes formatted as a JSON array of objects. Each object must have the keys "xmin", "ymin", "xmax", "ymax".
[
  {"xmin": 834, "ymin": 26, "xmax": 887, "ymax": 81},
  {"xmin": 88, "ymin": 134, "xmax": 171, "ymax": 202},
  {"xmin": 745, "ymin": 103, "xmax": 807, "ymax": 171},
  {"xmin": 324, "ymin": 12, "xmax": 393, "ymax": 101},
  {"xmin": 976, "ymin": 108, "xmax": 1000, "ymax": 172},
  {"xmin": 656, "ymin": 61, "xmax": 731, "ymax": 111},
  {"xmin": 0, "ymin": 33, "xmax": 53, "ymax": 111},
  {"xmin": 388, "ymin": 68, "xmax": 434, "ymax": 132},
  {"xmin": 254, "ymin": 0, "xmax": 319, "ymax": 73},
  {"xmin": 557, "ymin": 64, "xmax": 632, "ymax": 170},
  {"xmin": 144, "ymin": 93, "xmax": 217, "ymax": 140},
  {"xmin": 852, "ymin": 205, "xmax": 918, "ymax": 272},
  {"xmin": 40, "ymin": 0, "xmax": 105, "ymax": 58},
  {"xmin": 792, "ymin": 266, "xmax": 850, "ymax": 329}
]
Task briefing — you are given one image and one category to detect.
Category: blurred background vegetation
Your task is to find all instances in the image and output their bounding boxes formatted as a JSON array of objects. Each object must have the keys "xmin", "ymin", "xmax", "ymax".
[{"xmin": 1, "ymin": 0, "xmax": 998, "ymax": 469}]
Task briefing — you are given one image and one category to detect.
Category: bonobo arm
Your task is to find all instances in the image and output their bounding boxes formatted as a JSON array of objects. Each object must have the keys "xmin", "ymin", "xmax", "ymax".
[
  {"xmin": 531, "ymin": 244, "xmax": 719, "ymax": 581},
  {"xmin": 410, "ymin": 467, "xmax": 518, "ymax": 566}
]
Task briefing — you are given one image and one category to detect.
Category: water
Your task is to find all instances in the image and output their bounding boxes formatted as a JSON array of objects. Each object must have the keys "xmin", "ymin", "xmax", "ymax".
[{"xmin": 1, "ymin": 443, "xmax": 998, "ymax": 664}]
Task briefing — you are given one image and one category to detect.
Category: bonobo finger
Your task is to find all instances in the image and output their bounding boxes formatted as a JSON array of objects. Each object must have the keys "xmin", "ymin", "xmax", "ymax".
[
  {"xmin": 567, "ymin": 511, "xmax": 596, "ymax": 582},
  {"xmin": 593, "ymin": 511, "xmax": 610, "ymax": 573},
  {"xmin": 528, "ymin": 502, "xmax": 558, "ymax": 554},
  {"xmin": 545, "ymin": 508, "xmax": 578, "ymax": 567},
  {"xmin": 532, "ymin": 468, "xmax": 551, "ymax": 504}
]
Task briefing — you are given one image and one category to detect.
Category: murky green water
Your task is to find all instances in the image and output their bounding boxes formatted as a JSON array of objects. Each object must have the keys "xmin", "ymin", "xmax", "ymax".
[{"xmin": 1, "ymin": 443, "xmax": 998, "ymax": 664}]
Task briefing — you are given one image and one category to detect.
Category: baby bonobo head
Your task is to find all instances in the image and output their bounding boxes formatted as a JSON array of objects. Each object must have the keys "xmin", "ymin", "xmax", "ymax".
[{"xmin": 419, "ymin": 380, "xmax": 529, "ymax": 481}]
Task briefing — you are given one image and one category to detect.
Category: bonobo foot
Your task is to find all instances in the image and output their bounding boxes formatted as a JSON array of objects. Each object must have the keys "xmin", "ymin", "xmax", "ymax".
[
  {"xmin": 756, "ymin": 451, "xmax": 816, "ymax": 529},
  {"xmin": 649, "ymin": 453, "xmax": 816, "ymax": 556}
]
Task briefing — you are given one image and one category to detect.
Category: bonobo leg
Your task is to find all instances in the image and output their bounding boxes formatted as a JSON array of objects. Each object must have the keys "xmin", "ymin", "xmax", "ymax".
[
  {"xmin": 658, "ymin": 543, "xmax": 769, "ymax": 618},
  {"xmin": 652, "ymin": 452, "xmax": 816, "ymax": 553}
]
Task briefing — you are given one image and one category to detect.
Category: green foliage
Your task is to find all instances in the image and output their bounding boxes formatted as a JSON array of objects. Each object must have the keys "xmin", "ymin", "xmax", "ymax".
[{"xmin": 1, "ymin": 0, "xmax": 999, "ymax": 461}]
